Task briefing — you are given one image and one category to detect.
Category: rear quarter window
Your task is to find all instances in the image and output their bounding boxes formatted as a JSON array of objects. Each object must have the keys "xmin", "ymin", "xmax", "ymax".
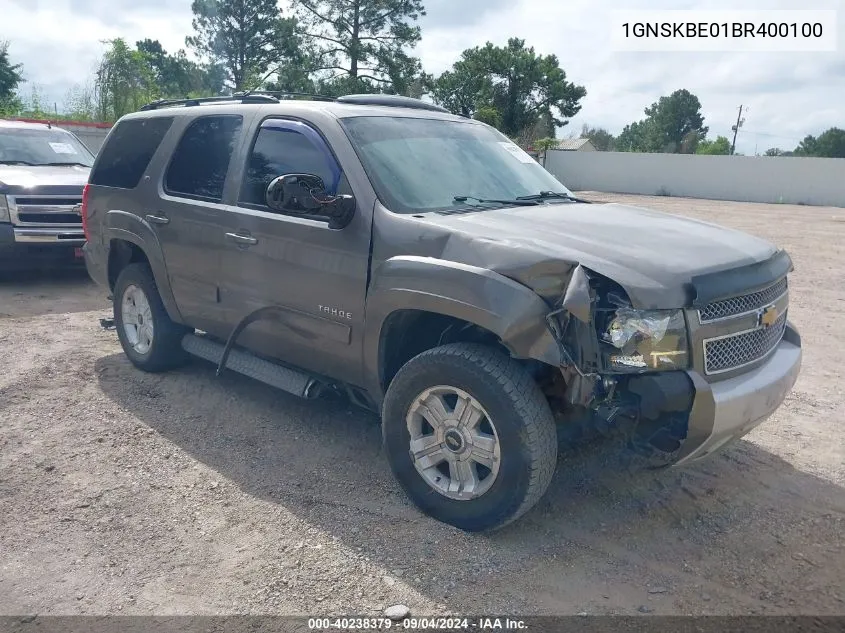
[{"xmin": 89, "ymin": 117, "xmax": 174, "ymax": 189}]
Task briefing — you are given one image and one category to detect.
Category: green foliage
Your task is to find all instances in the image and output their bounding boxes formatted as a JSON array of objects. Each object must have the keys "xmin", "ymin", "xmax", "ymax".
[
  {"xmin": 0, "ymin": 41, "xmax": 24, "ymax": 114},
  {"xmin": 186, "ymin": 0, "xmax": 301, "ymax": 91},
  {"xmin": 764, "ymin": 147, "xmax": 785, "ymax": 157},
  {"xmin": 533, "ymin": 137, "xmax": 558, "ymax": 167},
  {"xmin": 430, "ymin": 68, "xmax": 493, "ymax": 119},
  {"xmin": 619, "ymin": 89, "xmax": 708, "ymax": 153},
  {"xmin": 94, "ymin": 38, "xmax": 159, "ymax": 121},
  {"xmin": 473, "ymin": 106, "xmax": 502, "ymax": 129},
  {"xmin": 794, "ymin": 128, "xmax": 845, "ymax": 158},
  {"xmin": 137, "ymin": 39, "xmax": 225, "ymax": 97},
  {"xmin": 432, "ymin": 38, "xmax": 585, "ymax": 138},
  {"xmin": 617, "ymin": 120, "xmax": 649, "ymax": 152},
  {"xmin": 696, "ymin": 135, "xmax": 731, "ymax": 155},
  {"xmin": 295, "ymin": 0, "xmax": 426, "ymax": 95},
  {"xmin": 581, "ymin": 125, "xmax": 615, "ymax": 151}
]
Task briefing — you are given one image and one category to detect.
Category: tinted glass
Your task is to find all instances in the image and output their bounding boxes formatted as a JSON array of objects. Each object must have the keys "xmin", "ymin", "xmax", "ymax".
[
  {"xmin": 341, "ymin": 116, "xmax": 573, "ymax": 214},
  {"xmin": 165, "ymin": 115, "xmax": 243, "ymax": 202},
  {"xmin": 89, "ymin": 117, "xmax": 173, "ymax": 188},
  {"xmin": 0, "ymin": 127, "xmax": 95, "ymax": 167},
  {"xmin": 240, "ymin": 126, "xmax": 337, "ymax": 208}
]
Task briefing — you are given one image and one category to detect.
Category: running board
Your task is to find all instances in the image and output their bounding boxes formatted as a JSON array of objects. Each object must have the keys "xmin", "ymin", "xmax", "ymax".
[{"xmin": 181, "ymin": 333, "xmax": 317, "ymax": 399}]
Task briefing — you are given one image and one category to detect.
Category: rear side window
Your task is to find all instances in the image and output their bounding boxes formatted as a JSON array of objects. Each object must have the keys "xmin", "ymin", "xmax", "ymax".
[
  {"xmin": 164, "ymin": 115, "xmax": 243, "ymax": 202},
  {"xmin": 89, "ymin": 117, "xmax": 173, "ymax": 188}
]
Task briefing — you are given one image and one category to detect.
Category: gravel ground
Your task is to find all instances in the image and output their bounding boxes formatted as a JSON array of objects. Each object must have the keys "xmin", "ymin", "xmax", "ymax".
[{"xmin": 1, "ymin": 194, "xmax": 843, "ymax": 617}]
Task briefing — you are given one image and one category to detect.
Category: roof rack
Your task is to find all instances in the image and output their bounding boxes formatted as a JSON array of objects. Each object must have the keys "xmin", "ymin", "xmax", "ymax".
[
  {"xmin": 336, "ymin": 94, "xmax": 449, "ymax": 113},
  {"xmin": 139, "ymin": 92, "xmax": 450, "ymax": 114},
  {"xmin": 235, "ymin": 90, "xmax": 337, "ymax": 102},
  {"xmin": 139, "ymin": 94, "xmax": 279, "ymax": 111}
]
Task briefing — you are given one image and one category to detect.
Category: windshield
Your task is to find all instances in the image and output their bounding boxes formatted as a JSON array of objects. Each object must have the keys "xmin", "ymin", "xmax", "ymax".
[
  {"xmin": 0, "ymin": 127, "xmax": 95, "ymax": 167},
  {"xmin": 341, "ymin": 116, "xmax": 573, "ymax": 214}
]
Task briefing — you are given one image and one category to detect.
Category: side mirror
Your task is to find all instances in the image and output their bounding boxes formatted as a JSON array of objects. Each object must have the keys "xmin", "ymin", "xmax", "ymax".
[{"xmin": 265, "ymin": 173, "xmax": 356, "ymax": 229}]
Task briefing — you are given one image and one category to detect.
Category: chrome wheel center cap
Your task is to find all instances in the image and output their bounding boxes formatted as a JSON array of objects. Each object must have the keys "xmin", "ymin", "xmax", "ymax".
[{"xmin": 444, "ymin": 428, "xmax": 466, "ymax": 454}]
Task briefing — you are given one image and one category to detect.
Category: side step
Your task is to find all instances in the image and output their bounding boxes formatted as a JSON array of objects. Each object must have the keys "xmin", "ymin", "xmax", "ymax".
[{"xmin": 181, "ymin": 333, "xmax": 317, "ymax": 399}]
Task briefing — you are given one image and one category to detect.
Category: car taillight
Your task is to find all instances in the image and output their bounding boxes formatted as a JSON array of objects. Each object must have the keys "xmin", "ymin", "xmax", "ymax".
[{"xmin": 80, "ymin": 184, "xmax": 90, "ymax": 241}]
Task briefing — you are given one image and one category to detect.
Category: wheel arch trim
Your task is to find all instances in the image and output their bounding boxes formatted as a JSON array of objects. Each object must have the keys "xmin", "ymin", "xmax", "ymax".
[{"xmin": 106, "ymin": 210, "xmax": 183, "ymax": 323}]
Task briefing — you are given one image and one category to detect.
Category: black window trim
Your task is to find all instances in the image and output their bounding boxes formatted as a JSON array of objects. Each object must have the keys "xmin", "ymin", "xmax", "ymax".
[
  {"xmin": 235, "ymin": 115, "xmax": 345, "ymax": 224},
  {"xmin": 161, "ymin": 113, "xmax": 244, "ymax": 204}
]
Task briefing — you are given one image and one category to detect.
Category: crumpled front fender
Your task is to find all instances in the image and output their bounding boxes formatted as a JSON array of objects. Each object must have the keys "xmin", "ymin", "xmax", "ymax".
[{"xmin": 362, "ymin": 256, "xmax": 562, "ymax": 401}]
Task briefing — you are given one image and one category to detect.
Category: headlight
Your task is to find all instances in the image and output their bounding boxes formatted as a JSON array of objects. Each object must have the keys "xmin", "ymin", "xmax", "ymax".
[
  {"xmin": 0, "ymin": 195, "xmax": 9, "ymax": 223},
  {"xmin": 601, "ymin": 308, "xmax": 689, "ymax": 371}
]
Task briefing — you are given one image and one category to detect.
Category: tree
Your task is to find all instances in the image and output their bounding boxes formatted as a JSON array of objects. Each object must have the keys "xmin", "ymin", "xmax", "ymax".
[
  {"xmin": 0, "ymin": 41, "xmax": 24, "ymax": 114},
  {"xmin": 137, "ymin": 39, "xmax": 225, "ymax": 97},
  {"xmin": 473, "ymin": 106, "xmax": 501, "ymax": 129},
  {"xmin": 433, "ymin": 38, "xmax": 586, "ymax": 139},
  {"xmin": 617, "ymin": 120, "xmax": 650, "ymax": 152},
  {"xmin": 794, "ymin": 128, "xmax": 845, "ymax": 158},
  {"xmin": 186, "ymin": 0, "xmax": 300, "ymax": 91},
  {"xmin": 764, "ymin": 147, "xmax": 785, "ymax": 157},
  {"xmin": 430, "ymin": 68, "xmax": 493, "ymax": 118},
  {"xmin": 620, "ymin": 89, "xmax": 708, "ymax": 153},
  {"xmin": 95, "ymin": 38, "xmax": 158, "ymax": 121},
  {"xmin": 295, "ymin": 0, "xmax": 426, "ymax": 95},
  {"xmin": 63, "ymin": 83, "xmax": 98, "ymax": 121},
  {"xmin": 581, "ymin": 125, "xmax": 615, "ymax": 151},
  {"xmin": 533, "ymin": 137, "xmax": 557, "ymax": 167},
  {"xmin": 696, "ymin": 135, "xmax": 731, "ymax": 155}
]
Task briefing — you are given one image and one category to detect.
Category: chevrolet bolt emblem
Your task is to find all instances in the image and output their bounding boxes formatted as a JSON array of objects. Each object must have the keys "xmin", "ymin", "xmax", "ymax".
[{"xmin": 759, "ymin": 305, "xmax": 779, "ymax": 328}]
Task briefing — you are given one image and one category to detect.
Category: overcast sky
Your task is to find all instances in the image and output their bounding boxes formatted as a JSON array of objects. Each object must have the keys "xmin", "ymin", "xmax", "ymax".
[{"xmin": 2, "ymin": 0, "xmax": 842, "ymax": 154}]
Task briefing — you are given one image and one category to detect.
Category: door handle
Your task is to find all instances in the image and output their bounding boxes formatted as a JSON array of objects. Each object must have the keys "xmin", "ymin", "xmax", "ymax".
[
  {"xmin": 146, "ymin": 215, "xmax": 170, "ymax": 225},
  {"xmin": 225, "ymin": 232, "xmax": 258, "ymax": 246}
]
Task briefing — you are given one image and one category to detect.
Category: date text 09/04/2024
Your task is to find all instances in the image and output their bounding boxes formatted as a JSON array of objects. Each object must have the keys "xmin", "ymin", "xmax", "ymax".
[{"xmin": 308, "ymin": 617, "xmax": 528, "ymax": 630}]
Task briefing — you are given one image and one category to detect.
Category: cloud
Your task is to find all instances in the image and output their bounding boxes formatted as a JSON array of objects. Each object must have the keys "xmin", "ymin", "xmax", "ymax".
[{"xmin": 2, "ymin": 0, "xmax": 842, "ymax": 155}]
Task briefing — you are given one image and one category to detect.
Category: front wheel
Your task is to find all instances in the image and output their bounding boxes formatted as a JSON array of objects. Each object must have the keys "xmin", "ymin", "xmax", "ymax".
[{"xmin": 382, "ymin": 343, "xmax": 558, "ymax": 532}]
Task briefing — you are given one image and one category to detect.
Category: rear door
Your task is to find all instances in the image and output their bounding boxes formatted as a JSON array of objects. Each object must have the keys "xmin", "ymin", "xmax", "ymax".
[
  {"xmin": 152, "ymin": 114, "xmax": 247, "ymax": 337},
  {"xmin": 214, "ymin": 116, "xmax": 373, "ymax": 385}
]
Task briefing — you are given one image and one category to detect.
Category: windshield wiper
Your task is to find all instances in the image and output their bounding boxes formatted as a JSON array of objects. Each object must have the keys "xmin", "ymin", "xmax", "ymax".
[
  {"xmin": 41, "ymin": 162, "xmax": 91, "ymax": 167},
  {"xmin": 516, "ymin": 191, "xmax": 592, "ymax": 204},
  {"xmin": 453, "ymin": 195, "xmax": 540, "ymax": 207},
  {"xmin": 0, "ymin": 160, "xmax": 35, "ymax": 166}
]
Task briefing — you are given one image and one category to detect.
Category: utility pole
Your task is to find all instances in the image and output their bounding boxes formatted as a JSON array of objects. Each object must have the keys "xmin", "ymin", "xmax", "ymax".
[{"xmin": 730, "ymin": 105, "xmax": 746, "ymax": 155}]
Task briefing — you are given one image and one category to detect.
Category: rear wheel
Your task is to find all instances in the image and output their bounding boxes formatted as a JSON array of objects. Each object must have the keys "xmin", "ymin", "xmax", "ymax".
[
  {"xmin": 382, "ymin": 343, "xmax": 558, "ymax": 532},
  {"xmin": 113, "ymin": 263, "xmax": 189, "ymax": 372}
]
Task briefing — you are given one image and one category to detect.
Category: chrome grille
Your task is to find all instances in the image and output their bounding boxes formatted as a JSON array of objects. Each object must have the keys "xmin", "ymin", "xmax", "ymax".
[
  {"xmin": 704, "ymin": 311, "xmax": 787, "ymax": 374},
  {"xmin": 9, "ymin": 195, "xmax": 83, "ymax": 227},
  {"xmin": 698, "ymin": 277, "xmax": 788, "ymax": 322}
]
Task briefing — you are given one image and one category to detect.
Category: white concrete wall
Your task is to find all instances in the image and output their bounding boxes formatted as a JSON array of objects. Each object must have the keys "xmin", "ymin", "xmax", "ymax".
[
  {"xmin": 545, "ymin": 150, "xmax": 845, "ymax": 207},
  {"xmin": 64, "ymin": 124, "xmax": 111, "ymax": 154}
]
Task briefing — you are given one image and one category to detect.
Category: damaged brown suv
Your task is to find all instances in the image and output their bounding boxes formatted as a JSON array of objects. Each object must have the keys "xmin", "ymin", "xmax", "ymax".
[{"xmin": 81, "ymin": 93, "xmax": 802, "ymax": 531}]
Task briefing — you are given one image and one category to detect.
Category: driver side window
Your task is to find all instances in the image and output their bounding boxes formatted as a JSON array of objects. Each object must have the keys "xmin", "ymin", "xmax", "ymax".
[{"xmin": 239, "ymin": 120, "xmax": 339, "ymax": 212}]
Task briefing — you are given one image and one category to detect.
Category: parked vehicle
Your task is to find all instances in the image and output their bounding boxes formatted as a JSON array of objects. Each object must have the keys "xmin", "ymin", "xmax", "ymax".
[
  {"xmin": 81, "ymin": 93, "xmax": 802, "ymax": 531},
  {"xmin": 0, "ymin": 120, "xmax": 93, "ymax": 269}
]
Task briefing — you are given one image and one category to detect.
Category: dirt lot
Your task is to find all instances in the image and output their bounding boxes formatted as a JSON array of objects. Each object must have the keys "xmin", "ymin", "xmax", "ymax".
[{"xmin": 1, "ymin": 194, "xmax": 843, "ymax": 617}]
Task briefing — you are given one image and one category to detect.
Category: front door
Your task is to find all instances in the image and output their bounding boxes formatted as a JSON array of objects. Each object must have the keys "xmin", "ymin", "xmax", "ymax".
[{"xmin": 216, "ymin": 117, "xmax": 373, "ymax": 385}]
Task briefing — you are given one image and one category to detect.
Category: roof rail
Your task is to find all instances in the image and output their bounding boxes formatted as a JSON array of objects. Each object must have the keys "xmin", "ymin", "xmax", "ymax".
[
  {"xmin": 235, "ymin": 90, "xmax": 337, "ymax": 102},
  {"xmin": 139, "ymin": 94, "xmax": 280, "ymax": 111},
  {"xmin": 336, "ymin": 94, "xmax": 449, "ymax": 113},
  {"xmin": 138, "ymin": 92, "xmax": 451, "ymax": 114}
]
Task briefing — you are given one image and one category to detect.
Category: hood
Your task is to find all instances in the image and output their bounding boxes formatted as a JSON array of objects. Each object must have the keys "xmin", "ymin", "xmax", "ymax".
[
  {"xmin": 420, "ymin": 202, "xmax": 778, "ymax": 309},
  {"xmin": 0, "ymin": 164, "xmax": 90, "ymax": 194}
]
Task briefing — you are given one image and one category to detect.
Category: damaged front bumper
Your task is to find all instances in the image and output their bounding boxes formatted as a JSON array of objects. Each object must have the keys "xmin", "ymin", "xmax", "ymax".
[{"xmin": 674, "ymin": 322, "xmax": 802, "ymax": 464}]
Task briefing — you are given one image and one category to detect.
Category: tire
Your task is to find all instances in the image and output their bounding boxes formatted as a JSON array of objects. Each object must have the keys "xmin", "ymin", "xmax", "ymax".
[
  {"xmin": 113, "ymin": 262, "xmax": 190, "ymax": 372},
  {"xmin": 382, "ymin": 343, "xmax": 558, "ymax": 532}
]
